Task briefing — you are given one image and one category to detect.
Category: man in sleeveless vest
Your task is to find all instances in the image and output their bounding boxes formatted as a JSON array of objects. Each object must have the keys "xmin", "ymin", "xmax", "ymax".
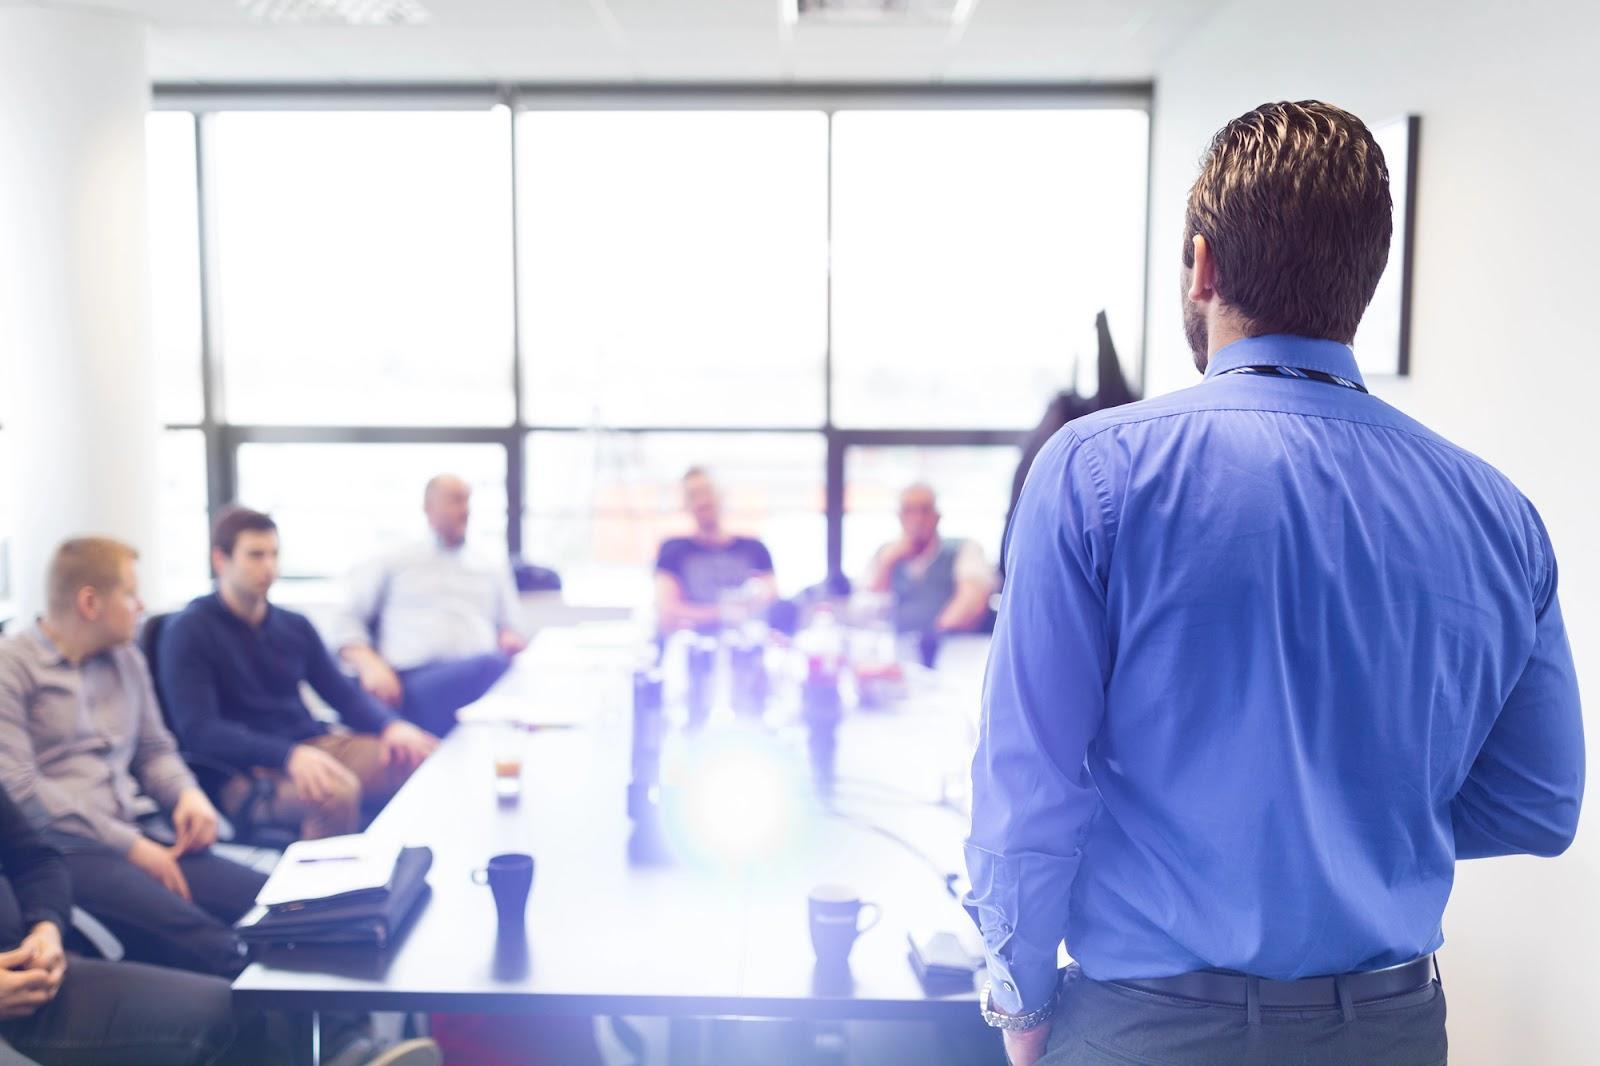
[{"xmin": 864, "ymin": 484, "xmax": 995, "ymax": 637}]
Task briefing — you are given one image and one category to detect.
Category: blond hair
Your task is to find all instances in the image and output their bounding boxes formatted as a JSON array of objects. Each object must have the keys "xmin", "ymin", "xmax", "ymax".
[{"xmin": 48, "ymin": 537, "xmax": 138, "ymax": 617}]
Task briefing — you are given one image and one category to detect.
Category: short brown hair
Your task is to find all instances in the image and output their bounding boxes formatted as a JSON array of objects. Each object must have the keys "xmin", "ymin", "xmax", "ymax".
[
  {"xmin": 1183, "ymin": 101, "xmax": 1392, "ymax": 344},
  {"xmin": 211, "ymin": 506, "xmax": 277, "ymax": 557},
  {"xmin": 48, "ymin": 537, "xmax": 138, "ymax": 616}
]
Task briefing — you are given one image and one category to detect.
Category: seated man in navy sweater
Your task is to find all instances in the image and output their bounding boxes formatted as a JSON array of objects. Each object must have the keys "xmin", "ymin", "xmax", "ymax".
[{"xmin": 159, "ymin": 508, "xmax": 437, "ymax": 841}]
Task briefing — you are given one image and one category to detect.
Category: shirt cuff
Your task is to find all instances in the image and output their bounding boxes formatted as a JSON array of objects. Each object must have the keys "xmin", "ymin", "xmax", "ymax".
[
  {"xmin": 984, "ymin": 954, "xmax": 1062, "ymax": 1016},
  {"xmin": 259, "ymin": 735, "xmax": 299, "ymax": 771},
  {"xmin": 20, "ymin": 906, "xmax": 69, "ymax": 939}
]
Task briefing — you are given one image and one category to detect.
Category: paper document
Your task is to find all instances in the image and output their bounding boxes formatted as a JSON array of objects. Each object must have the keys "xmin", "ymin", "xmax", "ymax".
[{"xmin": 256, "ymin": 834, "xmax": 402, "ymax": 909}]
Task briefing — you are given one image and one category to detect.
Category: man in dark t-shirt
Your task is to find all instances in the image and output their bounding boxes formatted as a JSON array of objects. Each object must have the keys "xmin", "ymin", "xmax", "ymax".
[{"xmin": 654, "ymin": 467, "xmax": 777, "ymax": 633}]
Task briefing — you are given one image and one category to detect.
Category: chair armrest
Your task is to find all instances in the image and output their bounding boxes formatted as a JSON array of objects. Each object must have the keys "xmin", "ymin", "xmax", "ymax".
[{"xmin": 69, "ymin": 907, "xmax": 124, "ymax": 961}]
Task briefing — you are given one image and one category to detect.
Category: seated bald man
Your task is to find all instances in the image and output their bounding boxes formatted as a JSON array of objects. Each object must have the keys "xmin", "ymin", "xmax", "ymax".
[
  {"xmin": 864, "ymin": 483, "xmax": 995, "ymax": 637},
  {"xmin": 329, "ymin": 474, "xmax": 527, "ymax": 737}
]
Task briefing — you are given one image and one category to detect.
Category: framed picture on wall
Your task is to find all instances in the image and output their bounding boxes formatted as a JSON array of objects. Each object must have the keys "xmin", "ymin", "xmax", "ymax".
[{"xmin": 1352, "ymin": 114, "xmax": 1420, "ymax": 378}]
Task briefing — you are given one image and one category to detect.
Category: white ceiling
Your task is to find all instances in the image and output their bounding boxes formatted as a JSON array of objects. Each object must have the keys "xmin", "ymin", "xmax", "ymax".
[{"xmin": 37, "ymin": 0, "xmax": 1223, "ymax": 84}]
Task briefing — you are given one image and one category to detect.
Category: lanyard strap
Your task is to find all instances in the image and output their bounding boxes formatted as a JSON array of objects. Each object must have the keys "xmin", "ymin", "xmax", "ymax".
[{"xmin": 1223, "ymin": 364, "xmax": 1367, "ymax": 393}]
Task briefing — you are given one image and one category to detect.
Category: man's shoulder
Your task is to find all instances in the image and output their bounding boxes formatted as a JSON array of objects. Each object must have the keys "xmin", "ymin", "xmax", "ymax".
[
  {"xmin": 162, "ymin": 596, "xmax": 220, "ymax": 641},
  {"xmin": 0, "ymin": 632, "xmax": 40, "ymax": 684},
  {"xmin": 1058, "ymin": 383, "xmax": 1219, "ymax": 443},
  {"xmin": 656, "ymin": 537, "xmax": 694, "ymax": 567},
  {"xmin": 266, "ymin": 602, "xmax": 318, "ymax": 635},
  {"xmin": 377, "ymin": 540, "xmax": 438, "ymax": 570},
  {"xmin": 0, "ymin": 631, "xmax": 34, "ymax": 663},
  {"xmin": 108, "ymin": 641, "xmax": 157, "ymax": 679}
]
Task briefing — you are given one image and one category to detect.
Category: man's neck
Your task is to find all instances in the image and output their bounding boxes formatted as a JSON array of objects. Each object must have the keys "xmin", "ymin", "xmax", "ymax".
[
  {"xmin": 1203, "ymin": 314, "xmax": 1253, "ymax": 370},
  {"xmin": 693, "ymin": 528, "xmax": 732, "ymax": 548},
  {"xmin": 217, "ymin": 584, "xmax": 269, "ymax": 627},
  {"xmin": 37, "ymin": 616, "xmax": 102, "ymax": 666}
]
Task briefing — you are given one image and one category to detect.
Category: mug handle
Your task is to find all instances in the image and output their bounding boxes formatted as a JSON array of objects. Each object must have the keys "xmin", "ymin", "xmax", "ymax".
[
  {"xmin": 470, "ymin": 867, "xmax": 489, "ymax": 885},
  {"xmin": 856, "ymin": 902, "xmax": 882, "ymax": 935}
]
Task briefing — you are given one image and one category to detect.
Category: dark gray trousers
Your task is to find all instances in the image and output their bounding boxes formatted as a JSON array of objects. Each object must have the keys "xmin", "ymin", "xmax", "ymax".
[
  {"xmin": 0, "ymin": 957, "xmax": 235, "ymax": 1066},
  {"xmin": 1038, "ymin": 964, "xmax": 1447, "ymax": 1065}
]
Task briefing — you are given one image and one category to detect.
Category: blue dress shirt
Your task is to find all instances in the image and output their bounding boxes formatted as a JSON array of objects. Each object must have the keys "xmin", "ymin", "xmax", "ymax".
[{"xmin": 966, "ymin": 334, "xmax": 1584, "ymax": 1014}]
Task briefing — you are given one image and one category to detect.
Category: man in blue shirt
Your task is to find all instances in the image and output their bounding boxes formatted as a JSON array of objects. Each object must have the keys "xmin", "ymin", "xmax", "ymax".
[
  {"xmin": 967, "ymin": 100, "xmax": 1583, "ymax": 1065},
  {"xmin": 160, "ymin": 508, "xmax": 438, "ymax": 841}
]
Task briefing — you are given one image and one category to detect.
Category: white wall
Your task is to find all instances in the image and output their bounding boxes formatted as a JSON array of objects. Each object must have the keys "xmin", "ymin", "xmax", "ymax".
[
  {"xmin": 0, "ymin": 6, "xmax": 161, "ymax": 618},
  {"xmin": 1147, "ymin": 3, "xmax": 1599, "ymax": 1061}
]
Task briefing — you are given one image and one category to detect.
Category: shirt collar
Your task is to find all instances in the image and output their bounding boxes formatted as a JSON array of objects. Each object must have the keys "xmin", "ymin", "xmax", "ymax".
[
  {"xmin": 207, "ymin": 591, "xmax": 272, "ymax": 629},
  {"xmin": 1203, "ymin": 334, "xmax": 1365, "ymax": 389},
  {"xmin": 25, "ymin": 622, "xmax": 114, "ymax": 669},
  {"xmin": 26, "ymin": 623, "xmax": 70, "ymax": 668}
]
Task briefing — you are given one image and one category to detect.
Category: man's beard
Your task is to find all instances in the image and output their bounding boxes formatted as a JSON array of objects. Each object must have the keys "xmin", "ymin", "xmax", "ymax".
[{"xmin": 1183, "ymin": 299, "xmax": 1209, "ymax": 374}]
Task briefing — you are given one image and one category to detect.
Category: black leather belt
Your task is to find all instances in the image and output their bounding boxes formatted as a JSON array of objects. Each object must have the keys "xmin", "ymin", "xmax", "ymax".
[{"xmin": 1113, "ymin": 956, "xmax": 1436, "ymax": 1009}]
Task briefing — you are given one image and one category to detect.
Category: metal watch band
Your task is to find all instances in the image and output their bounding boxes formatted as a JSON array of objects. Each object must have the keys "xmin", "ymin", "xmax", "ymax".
[{"xmin": 980, "ymin": 981, "xmax": 1057, "ymax": 1031}]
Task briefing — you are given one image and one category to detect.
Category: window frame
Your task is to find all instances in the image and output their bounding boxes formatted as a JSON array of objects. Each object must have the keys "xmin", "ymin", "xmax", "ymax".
[{"xmin": 150, "ymin": 83, "xmax": 1154, "ymax": 586}]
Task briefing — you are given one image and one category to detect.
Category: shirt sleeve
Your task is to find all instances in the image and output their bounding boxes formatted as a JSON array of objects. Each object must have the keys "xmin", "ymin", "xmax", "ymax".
[
  {"xmin": 0, "ymin": 784, "xmax": 71, "ymax": 937},
  {"xmin": 746, "ymin": 539, "xmax": 775, "ymax": 574},
  {"xmin": 1451, "ymin": 508, "xmax": 1584, "ymax": 859},
  {"xmin": 964, "ymin": 428, "xmax": 1115, "ymax": 1014},
  {"xmin": 0, "ymin": 649, "xmax": 141, "ymax": 853},
  {"xmin": 302, "ymin": 618, "xmax": 397, "ymax": 735},
  {"xmin": 495, "ymin": 562, "xmax": 527, "ymax": 636},
  {"xmin": 327, "ymin": 558, "xmax": 389, "ymax": 653},
  {"xmin": 158, "ymin": 615, "xmax": 297, "ymax": 771},
  {"xmin": 123, "ymin": 647, "xmax": 199, "ymax": 810},
  {"xmin": 655, "ymin": 539, "xmax": 684, "ymax": 578}
]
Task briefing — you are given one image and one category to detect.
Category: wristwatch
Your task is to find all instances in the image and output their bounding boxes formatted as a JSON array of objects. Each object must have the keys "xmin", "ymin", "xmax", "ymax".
[{"xmin": 980, "ymin": 980, "xmax": 1057, "ymax": 1031}]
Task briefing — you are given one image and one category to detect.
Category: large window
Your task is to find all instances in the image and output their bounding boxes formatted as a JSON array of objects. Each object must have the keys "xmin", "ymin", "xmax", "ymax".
[
  {"xmin": 144, "ymin": 90, "xmax": 1150, "ymax": 604},
  {"xmin": 831, "ymin": 109, "xmax": 1149, "ymax": 428},
  {"xmin": 146, "ymin": 112, "xmax": 204, "ymax": 426},
  {"xmin": 525, "ymin": 431, "xmax": 826, "ymax": 602},
  {"xmin": 0, "ymin": 431, "xmax": 11, "ymax": 609},
  {"xmin": 517, "ymin": 111, "xmax": 828, "ymax": 428},
  {"xmin": 236, "ymin": 442, "xmax": 508, "ymax": 580},
  {"xmin": 158, "ymin": 430, "xmax": 211, "ymax": 601},
  {"xmin": 210, "ymin": 111, "xmax": 514, "ymax": 426},
  {"xmin": 841, "ymin": 445, "xmax": 1018, "ymax": 582}
]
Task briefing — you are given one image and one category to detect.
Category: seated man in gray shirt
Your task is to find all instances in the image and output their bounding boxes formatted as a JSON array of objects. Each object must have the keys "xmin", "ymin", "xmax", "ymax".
[
  {"xmin": 329, "ymin": 474, "xmax": 528, "ymax": 737},
  {"xmin": 0, "ymin": 538, "xmax": 266, "ymax": 979},
  {"xmin": 864, "ymin": 483, "xmax": 995, "ymax": 636}
]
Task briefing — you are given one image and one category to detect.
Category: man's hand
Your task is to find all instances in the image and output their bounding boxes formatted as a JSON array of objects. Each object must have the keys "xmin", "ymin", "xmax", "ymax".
[
  {"xmin": 889, "ymin": 534, "xmax": 921, "ymax": 562},
  {"xmin": 0, "ymin": 922, "xmax": 65, "ymax": 978},
  {"xmin": 497, "ymin": 629, "xmax": 528, "ymax": 656},
  {"xmin": 348, "ymin": 646, "xmax": 404, "ymax": 707},
  {"xmin": 171, "ymin": 787, "xmax": 220, "ymax": 856},
  {"xmin": 379, "ymin": 721, "xmax": 438, "ymax": 773},
  {"xmin": 127, "ymin": 836, "xmax": 192, "ymax": 902},
  {"xmin": 0, "ymin": 921, "xmax": 66, "ymax": 1020},
  {"xmin": 286, "ymin": 743, "xmax": 360, "ymax": 805},
  {"xmin": 1002, "ymin": 1023, "xmax": 1052, "ymax": 1066},
  {"xmin": 0, "ymin": 965, "xmax": 55, "ymax": 1021}
]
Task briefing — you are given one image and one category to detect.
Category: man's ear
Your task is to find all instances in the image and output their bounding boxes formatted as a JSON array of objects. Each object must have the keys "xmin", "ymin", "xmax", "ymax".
[
  {"xmin": 75, "ymin": 585, "xmax": 99, "ymax": 622},
  {"xmin": 1187, "ymin": 234, "xmax": 1216, "ymax": 302}
]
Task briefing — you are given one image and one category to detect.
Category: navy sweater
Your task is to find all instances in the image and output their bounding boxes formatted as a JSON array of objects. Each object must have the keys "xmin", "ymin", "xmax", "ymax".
[{"xmin": 158, "ymin": 593, "xmax": 396, "ymax": 771}]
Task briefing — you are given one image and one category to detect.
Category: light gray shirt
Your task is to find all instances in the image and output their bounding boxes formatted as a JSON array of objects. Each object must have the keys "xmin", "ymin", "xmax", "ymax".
[
  {"xmin": 0, "ymin": 626, "xmax": 197, "ymax": 852},
  {"xmin": 328, "ymin": 540, "xmax": 527, "ymax": 672}
]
